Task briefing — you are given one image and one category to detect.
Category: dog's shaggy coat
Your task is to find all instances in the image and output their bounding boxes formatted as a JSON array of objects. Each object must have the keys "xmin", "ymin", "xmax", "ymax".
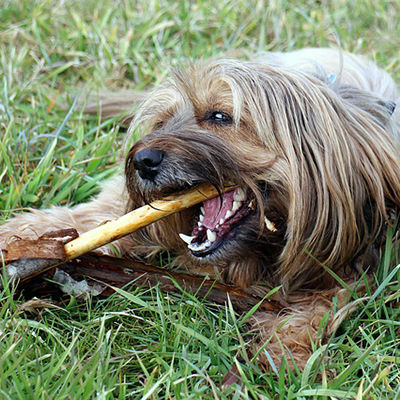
[{"xmin": 1, "ymin": 48, "xmax": 400, "ymax": 368}]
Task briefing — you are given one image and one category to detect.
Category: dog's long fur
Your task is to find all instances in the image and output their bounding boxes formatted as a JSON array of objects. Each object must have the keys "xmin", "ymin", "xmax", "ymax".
[{"xmin": 1, "ymin": 48, "xmax": 400, "ymax": 369}]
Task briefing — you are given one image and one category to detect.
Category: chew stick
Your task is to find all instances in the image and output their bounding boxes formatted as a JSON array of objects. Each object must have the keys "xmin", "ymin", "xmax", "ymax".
[
  {"xmin": 64, "ymin": 183, "xmax": 234, "ymax": 260},
  {"xmin": 2, "ymin": 184, "xmax": 234, "ymax": 285}
]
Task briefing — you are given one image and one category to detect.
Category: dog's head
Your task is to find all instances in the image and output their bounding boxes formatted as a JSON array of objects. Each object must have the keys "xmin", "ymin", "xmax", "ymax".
[{"xmin": 125, "ymin": 60, "xmax": 400, "ymax": 291}]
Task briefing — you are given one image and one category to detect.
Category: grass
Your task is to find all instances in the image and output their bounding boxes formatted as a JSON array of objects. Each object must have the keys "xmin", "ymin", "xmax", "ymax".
[{"xmin": 1, "ymin": 0, "xmax": 400, "ymax": 398}]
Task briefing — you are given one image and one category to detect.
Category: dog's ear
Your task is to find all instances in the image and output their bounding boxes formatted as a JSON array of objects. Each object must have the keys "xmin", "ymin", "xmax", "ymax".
[
  {"xmin": 380, "ymin": 100, "xmax": 396, "ymax": 115},
  {"xmin": 336, "ymin": 86, "xmax": 396, "ymax": 127},
  {"xmin": 257, "ymin": 76, "xmax": 400, "ymax": 293}
]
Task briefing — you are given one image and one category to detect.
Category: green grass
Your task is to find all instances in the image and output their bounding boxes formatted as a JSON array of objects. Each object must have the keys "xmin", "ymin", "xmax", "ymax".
[{"xmin": 1, "ymin": 0, "xmax": 400, "ymax": 398}]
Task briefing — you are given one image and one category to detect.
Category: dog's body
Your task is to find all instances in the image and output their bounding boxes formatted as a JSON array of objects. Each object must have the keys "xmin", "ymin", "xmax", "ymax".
[{"xmin": 1, "ymin": 48, "xmax": 400, "ymax": 368}]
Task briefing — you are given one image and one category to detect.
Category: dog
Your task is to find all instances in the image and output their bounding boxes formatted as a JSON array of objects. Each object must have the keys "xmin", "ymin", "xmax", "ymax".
[{"xmin": 1, "ymin": 48, "xmax": 399, "ymax": 369}]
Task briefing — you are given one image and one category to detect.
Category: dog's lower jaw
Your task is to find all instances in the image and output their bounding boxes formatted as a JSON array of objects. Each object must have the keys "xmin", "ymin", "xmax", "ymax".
[
  {"xmin": 180, "ymin": 208, "xmax": 285, "ymax": 288},
  {"xmin": 174, "ymin": 239, "xmax": 268, "ymax": 295}
]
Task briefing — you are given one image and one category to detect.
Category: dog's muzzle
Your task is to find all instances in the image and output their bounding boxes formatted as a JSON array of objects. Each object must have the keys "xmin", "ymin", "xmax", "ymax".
[{"xmin": 133, "ymin": 148, "xmax": 165, "ymax": 181}]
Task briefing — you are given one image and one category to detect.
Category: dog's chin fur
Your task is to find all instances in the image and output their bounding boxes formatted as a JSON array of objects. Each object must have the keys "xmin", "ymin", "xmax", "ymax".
[{"xmin": 1, "ymin": 48, "xmax": 400, "ymax": 370}]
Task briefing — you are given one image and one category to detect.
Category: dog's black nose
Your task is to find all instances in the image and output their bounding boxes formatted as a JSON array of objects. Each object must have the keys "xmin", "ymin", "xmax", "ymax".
[{"xmin": 133, "ymin": 148, "xmax": 165, "ymax": 180}]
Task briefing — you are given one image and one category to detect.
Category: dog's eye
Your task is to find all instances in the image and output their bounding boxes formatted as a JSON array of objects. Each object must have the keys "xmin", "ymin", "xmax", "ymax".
[
  {"xmin": 153, "ymin": 120, "xmax": 164, "ymax": 130},
  {"xmin": 205, "ymin": 111, "xmax": 232, "ymax": 125}
]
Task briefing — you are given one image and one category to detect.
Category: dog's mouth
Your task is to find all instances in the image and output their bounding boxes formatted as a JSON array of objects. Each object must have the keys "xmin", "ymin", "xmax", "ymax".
[{"xmin": 178, "ymin": 187, "xmax": 252, "ymax": 257}]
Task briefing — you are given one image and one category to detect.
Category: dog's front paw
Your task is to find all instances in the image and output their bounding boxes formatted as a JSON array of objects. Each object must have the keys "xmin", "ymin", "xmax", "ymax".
[
  {"xmin": 0, "ymin": 211, "xmax": 56, "ymax": 252},
  {"xmin": 0, "ymin": 226, "xmax": 33, "ymax": 258}
]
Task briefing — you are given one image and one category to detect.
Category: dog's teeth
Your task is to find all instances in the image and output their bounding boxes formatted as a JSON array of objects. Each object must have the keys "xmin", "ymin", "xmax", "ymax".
[
  {"xmin": 189, "ymin": 240, "xmax": 210, "ymax": 251},
  {"xmin": 207, "ymin": 229, "xmax": 217, "ymax": 242},
  {"xmin": 188, "ymin": 242, "xmax": 196, "ymax": 251},
  {"xmin": 225, "ymin": 210, "xmax": 233, "ymax": 220},
  {"xmin": 199, "ymin": 214, "xmax": 204, "ymax": 222},
  {"xmin": 232, "ymin": 201, "xmax": 241, "ymax": 212},
  {"xmin": 200, "ymin": 206, "xmax": 205, "ymax": 215},
  {"xmin": 219, "ymin": 218, "xmax": 224, "ymax": 225},
  {"xmin": 195, "ymin": 242, "xmax": 204, "ymax": 251},
  {"xmin": 179, "ymin": 233, "xmax": 195, "ymax": 245},
  {"xmin": 200, "ymin": 241, "xmax": 211, "ymax": 250},
  {"xmin": 233, "ymin": 188, "xmax": 246, "ymax": 202},
  {"xmin": 198, "ymin": 221, "xmax": 202, "ymax": 227}
]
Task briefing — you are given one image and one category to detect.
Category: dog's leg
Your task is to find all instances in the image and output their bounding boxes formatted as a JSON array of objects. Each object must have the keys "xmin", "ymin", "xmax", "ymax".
[
  {"xmin": 0, "ymin": 175, "xmax": 133, "ymax": 256},
  {"xmin": 249, "ymin": 287, "xmax": 352, "ymax": 370}
]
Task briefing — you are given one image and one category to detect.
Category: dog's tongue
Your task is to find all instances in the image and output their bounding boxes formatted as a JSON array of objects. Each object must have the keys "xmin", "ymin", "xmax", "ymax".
[{"xmin": 201, "ymin": 191, "xmax": 235, "ymax": 229}]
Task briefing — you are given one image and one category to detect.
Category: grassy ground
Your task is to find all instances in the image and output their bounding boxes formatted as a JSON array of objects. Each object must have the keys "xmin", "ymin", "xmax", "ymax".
[{"xmin": 1, "ymin": 0, "xmax": 400, "ymax": 398}]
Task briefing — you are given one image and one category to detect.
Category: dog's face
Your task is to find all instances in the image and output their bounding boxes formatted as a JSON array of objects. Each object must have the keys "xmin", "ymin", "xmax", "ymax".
[
  {"xmin": 125, "ymin": 62, "xmax": 285, "ymax": 283},
  {"xmin": 125, "ymin": 60, "xmax": 400, "ymax": 290}
]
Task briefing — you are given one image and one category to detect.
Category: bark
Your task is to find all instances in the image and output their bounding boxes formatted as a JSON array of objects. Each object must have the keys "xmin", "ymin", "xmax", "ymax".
[{"xmin": 59, "ymin": 254, "xmax": 282, "ymax": 313}]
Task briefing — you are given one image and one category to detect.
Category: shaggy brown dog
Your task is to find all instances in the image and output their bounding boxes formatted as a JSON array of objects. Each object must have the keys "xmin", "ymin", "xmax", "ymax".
[{"xmin": 1, "ymin": 48, "xmax": 399, "ymax": 369}]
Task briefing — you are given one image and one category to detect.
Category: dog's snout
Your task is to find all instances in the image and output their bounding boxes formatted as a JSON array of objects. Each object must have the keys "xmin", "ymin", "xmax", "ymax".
[{"xmin": 133, "ymin": 148, "xmax": 165, "ymax": 180}]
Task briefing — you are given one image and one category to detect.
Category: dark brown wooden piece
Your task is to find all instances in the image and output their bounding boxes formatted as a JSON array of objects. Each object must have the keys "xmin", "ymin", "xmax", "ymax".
[
  {"xmin": 2, "ymin": 231, "xmax": 282, "ymax": 313},
  {"xmin": 60, "ymin": 254, "xmax": 281, "ymax": 313},
  {"xmin": 1, "ymin": 230, "xmax": 79, "ymax": 285},
  {"xmin": 3, "ymin": 238, "xmax": 65, "ymax": 263}
]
